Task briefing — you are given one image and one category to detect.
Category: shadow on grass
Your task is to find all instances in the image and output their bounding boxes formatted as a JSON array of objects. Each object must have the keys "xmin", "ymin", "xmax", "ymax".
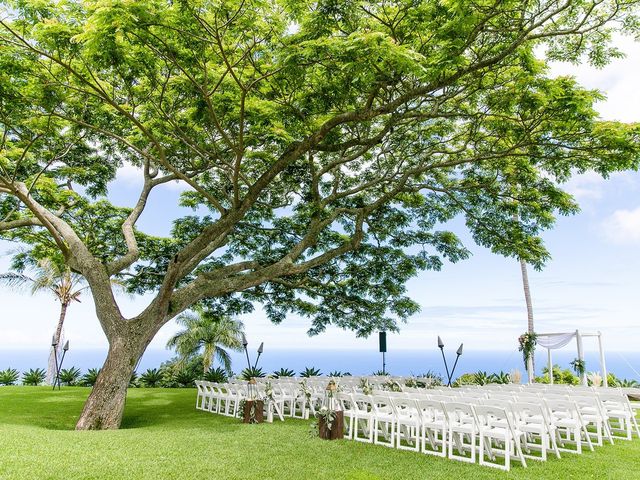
[{"xmin": 0, "ymin": 386, "xmax": 242, "ymax": 432}]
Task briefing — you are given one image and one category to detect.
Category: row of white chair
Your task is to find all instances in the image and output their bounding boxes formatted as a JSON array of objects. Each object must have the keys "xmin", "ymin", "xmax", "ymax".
[{"xmin": 335, "ymin": 391, "xmax": 638, "ymax": 471}]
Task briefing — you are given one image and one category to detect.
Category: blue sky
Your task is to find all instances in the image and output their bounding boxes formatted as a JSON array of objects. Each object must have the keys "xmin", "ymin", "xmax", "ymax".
[{"xmin": 1, "ymin": 38, "xmax": 639, "ymax": 359}]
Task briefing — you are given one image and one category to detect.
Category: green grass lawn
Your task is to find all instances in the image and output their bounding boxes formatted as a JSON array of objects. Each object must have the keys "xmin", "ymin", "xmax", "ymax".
[{"xmin": 1, "ymin": 387, "xmax": 639, "ymax": 480}]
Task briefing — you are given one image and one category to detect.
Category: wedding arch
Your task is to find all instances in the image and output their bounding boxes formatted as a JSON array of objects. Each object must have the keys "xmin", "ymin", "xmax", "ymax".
[{"xmin": 533, "ymin": 330, "xmax": 608, "ymax": 386}]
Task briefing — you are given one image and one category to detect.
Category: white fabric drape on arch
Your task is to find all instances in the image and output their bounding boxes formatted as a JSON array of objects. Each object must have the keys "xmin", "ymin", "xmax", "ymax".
[{"xmin": 536, "ymin": 332, "xmax": 576, "ymax": 350}]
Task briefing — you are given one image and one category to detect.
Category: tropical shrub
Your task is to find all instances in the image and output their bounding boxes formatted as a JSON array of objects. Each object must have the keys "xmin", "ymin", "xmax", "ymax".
[
  {"xmin": 473, "ymin": 371, "xmax": 490, "ymax": 386},
  {"xmin": 599, "ymin": 373, "xmax": 637, "ymax": 388},
  {"xmin": 453, "ymin": 373, "xmax": 476, "ymax": 386},
  {"xmin": 618, "ymin": 378, "xmax": 640, "ymax": 388},
  {"xmin": 607, "ymin": 372, "xmax": 620, "ymax": 387},
  {"xmin": 59, "ymin": 367, "xmax": 81, "ymax": 386},
  {"xmin": 300, "ymin": 367, "xmax": 322, "ymax": 378},
  {"xmin": 489, "ymin": 371, "xmax": 511, "ymax": 385},
  {"xmin": 172, "ymin": 369, "xmax": 196, "ymax": 387},
  {"xmin": 159, "ymin": 356, "xmax": 202, "ymax": 388},
  {"xmin": 240, "ymin": 366, "xmax": 266, "ymax": 380},
  {"xmin": 129, "ymin": 371, "xmax": 140, "ymax": 388},
  {"xmin": 81, "ymin": 368, "xmax": 101, "ymax": 387},
  {"xmin": 273, "ymin": 368, "xmax": 295, "ymax": 378},
  {"xmin": 328, "ymin": 371, "xmax": 346, "ymax": 377},
  {"xmin": 0, "ymin": 368, "xmax": 20, "ymax": 386},
  {"xmin": 203, "ymin": 367, "xmax": 228, "ymax": 383},
  {"xmin": 22, "ymin": 368, "xmax": 46, "ymax": 386},
  {"xmin": 420, "ymin": 370, "xmax": 444, "ymax": 387},
  {"xmin": 536, "ymin": 365, "xmax": 579, "ymax": 385},
  {"xmin": 371, "ymin": 370, "xmax": 388, "ymax": 376},
  {"xmin": 139, "ymin": 368, "xmax": 163, "ymax": 387}
]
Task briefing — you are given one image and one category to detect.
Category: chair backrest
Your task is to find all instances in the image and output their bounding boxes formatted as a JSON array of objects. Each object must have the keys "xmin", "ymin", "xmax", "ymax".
[
  {"xmin": 336, "ymin": 392, "xmax": 356, "ymax": 412},
  {"xmin": 443, "ymin": 401, "xmax": 477, "ymax": 424},
  {"xmin": 428, "ymin": 394, "xmax": 457, "ymax": 402},
  {"xmin": 351, "ymin": 393, "xmax": 374, "ymax": 414},
  {"xmin": 512, "ymin": 401, "xmax": 551, "ymax": 425},
  {"xmin": 463, "ymin": 391, "xmax": 489, "ymax": 400},
  {"xmin": 473, "ymin": 405, "xmax": 513, "ymax": 430},
  {"xmin": 391, "ymin": 397, "xmax": 420, "ymax": 419},
  {"xmin": 416, "ymin": 399, "xmax": 447, "ymax": 422},
  {"xmin": 488, "ymin": 393, "xmax": 516, "ymax": 402},
  {"xmin": 544, "ymin": 399, "xmax": 579, "ymax": 421},
  {"xmin": 372, "ymin": 394, "xmax": 395, "ymax": 416},
  {"xmin": 598, "ymin": 392, "xmax": 632, "ymax": 413},
  {"xmin": 515, "ymin": 393, "xmax": 542, "ymax": 403}
]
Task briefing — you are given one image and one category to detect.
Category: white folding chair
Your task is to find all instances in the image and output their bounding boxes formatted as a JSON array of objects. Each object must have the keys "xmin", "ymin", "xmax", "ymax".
[
  {"xmin": 443, "ymin": 402, "xmax": 478, "ymax": 463},
  {"xmin": 372, "ymin": 395, "xmax": 396, "ymax": 448},
  {"xmin": 512, "ymin": 401, "xmax": 561, "ymax": 461},
  {"xmin": 417, "ymin": 399, "xmax": 448, "ymax": 457},
  {"xmin": 545, "ymin": 399, "xmax": 593, "ymax": 454},
  {"xmin": 572, "ymin": 394, "xmax": 613, "ymax": 446},
  {"xmin": 337, "ymin": 393, "xmax": 357, "ymax": 439},
  {"xmin": 194, "ymin": 381, "xmax": 206, "ymax": 410},
  {"xmin": 352, "ymin": 393, "xmax": 375, "ymax": 443},
  {"xmin": 598, "ymin": 392, "xmax": 638, "ymax": 440},
  {"xmin": 392, "ymin": 397, "xmax": 421, "ymax": 452},
  {"xmin": 474, "ymin": 405, "xmax": 527, "ymax": 471}
]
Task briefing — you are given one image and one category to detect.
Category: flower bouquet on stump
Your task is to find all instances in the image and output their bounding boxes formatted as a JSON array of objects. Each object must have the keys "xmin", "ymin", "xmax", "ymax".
[
  {"xmin": 316, "ymin": 380, "xmax": 343, "ymax": 440},
  {"xmin": 241, "ymin": 378, "xmax": 264, "ymax": 424}
]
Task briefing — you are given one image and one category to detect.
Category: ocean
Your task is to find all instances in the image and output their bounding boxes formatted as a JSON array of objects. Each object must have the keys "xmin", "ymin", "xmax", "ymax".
[{"xmin": 2, "ymin": 347, "xmax": 639, "ymax": 381}]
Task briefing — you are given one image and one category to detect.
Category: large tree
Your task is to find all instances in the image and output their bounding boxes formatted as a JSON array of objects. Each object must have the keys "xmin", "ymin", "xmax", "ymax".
[{"xmin": 1, "ymin": 0, "xmax": 639, "ymax": 429}]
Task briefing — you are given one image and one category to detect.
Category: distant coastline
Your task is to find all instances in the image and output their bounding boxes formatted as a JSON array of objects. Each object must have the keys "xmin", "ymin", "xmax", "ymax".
[{"xmin": 2, "ymin": 348, "xmax": 639, "ymax": 381}]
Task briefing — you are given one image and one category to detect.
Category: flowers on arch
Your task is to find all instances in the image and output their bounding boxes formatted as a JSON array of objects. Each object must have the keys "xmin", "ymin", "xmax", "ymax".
[{"xmin": 518, "ymin": 332, "xmax": 538, "ymax": 367}]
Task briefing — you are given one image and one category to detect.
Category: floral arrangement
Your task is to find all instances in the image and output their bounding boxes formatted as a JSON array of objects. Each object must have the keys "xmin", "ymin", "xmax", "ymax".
[
  {"xmin": 359, "ymin": 378, "xmax": 373, "ymax": 395},
  {"xmin": 299, "ymin": 379, "xmax": 312, "ymax": 409},
  {"xmin": 570, "ymin": 358, "xmax": 586, "ymax": 377},
  {"xmin": 518, "ymin": 332, "xmax": 537, "ymax": 368},
  {"xmin": 382, "ymin": 379, "xmax": 403, "ymax": 392},
  {"xmin": 405, "ymin": 376, "xmax": 418, "ymax": 388},
  {"xmin": 264, "ymin": 380, "xmax": 274, "ymax": 401}
]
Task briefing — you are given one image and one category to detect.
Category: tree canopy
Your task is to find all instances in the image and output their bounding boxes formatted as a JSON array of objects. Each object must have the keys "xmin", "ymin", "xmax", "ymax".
[{"xmin": 1, "ymin": 0, "xmax": 640, "ymax": 429}]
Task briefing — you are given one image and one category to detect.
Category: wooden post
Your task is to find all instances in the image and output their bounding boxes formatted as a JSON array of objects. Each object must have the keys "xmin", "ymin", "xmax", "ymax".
[
  {"xmin": 242, "ymin": 400, "xmax": 264, "ymax": 424},
  {"xmin": 319, "ymin": 411, "xmax": 344, "ymax": 440}
]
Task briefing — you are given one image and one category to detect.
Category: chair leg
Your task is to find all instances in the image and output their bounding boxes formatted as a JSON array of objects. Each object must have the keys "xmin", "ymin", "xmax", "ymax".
[{"xmin": 515, "ymin": 437, "xmax": 527, "ymax": 468}]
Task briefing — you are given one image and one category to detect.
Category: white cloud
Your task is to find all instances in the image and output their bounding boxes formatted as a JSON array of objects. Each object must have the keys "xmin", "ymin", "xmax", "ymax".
[
  {"xmin": 562, "ymin": 171, "xmax": 606, "ymax": 200},
  {"xmin": 561, "ymin": 171, "xmax": 637, "ymax": 202},
  {"xmin": 115, "ymin": 163, "xmax": 144, "ymax": 188},
  {"xmin": 602, "ymin": 206, "xmax": 640, "ymax": 244}
]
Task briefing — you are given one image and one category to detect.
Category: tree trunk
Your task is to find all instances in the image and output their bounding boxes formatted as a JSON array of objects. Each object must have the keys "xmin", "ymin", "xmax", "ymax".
[
  {"xmin": 46, "ymin": 301, "xmax": 69, "ymax": 385},
  {"xmin": 75, "ymin": 328, "xmax": 150, "ymax": 430},
  {"xmin": 519, "ymin": 257, "xmax": 536, "ymax": 380}
]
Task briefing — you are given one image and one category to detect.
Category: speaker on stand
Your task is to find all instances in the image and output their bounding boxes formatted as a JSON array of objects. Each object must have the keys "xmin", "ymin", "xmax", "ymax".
[{"xmin": 379, "ymin": 332, "xmax": 387, "ymax": 374}]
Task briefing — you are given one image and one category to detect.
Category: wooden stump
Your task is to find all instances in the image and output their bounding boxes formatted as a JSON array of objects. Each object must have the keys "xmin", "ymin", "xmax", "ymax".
[
  {"xmin": 242, "ymin": 400, "xmax": 264, "ymax": 424},
  {"xmin": 318, "ymin": 410, "xmax": 344, "ymax": 440}
]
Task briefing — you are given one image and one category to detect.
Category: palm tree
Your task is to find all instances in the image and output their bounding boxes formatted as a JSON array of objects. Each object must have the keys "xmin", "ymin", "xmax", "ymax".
[
  {"xmin": 519, "ymin": 257, "xmax": 536, "ymax": 382},
  {"xmin": 0, "ymin": 258, "xmax": 88, "ymax": 385},
  {"xmin": 167, "ymin": 307, "xmax": 245, "ymax": 373}
]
